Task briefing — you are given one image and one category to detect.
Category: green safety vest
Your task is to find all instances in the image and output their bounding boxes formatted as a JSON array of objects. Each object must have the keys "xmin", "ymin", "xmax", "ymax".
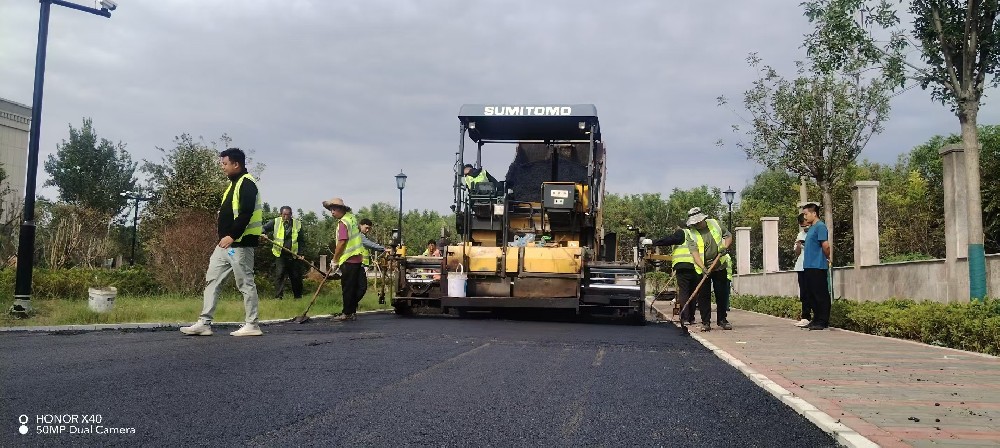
[
  {"xmin": 689, "ymin": 218, "xmax": 732, "ymax": 278},
  {"xmin": 362, "ymin": 241, "xmax": 372, "ymax": 267},
  {"xmin": 338, "ymin": 212, "xmax": 365, "ymax": 264},
  {"xmin": 671, "ymin": 229, "xmax": 696, "ymax": 267},
  {"xmin": 463, "ymin": 169, "xmax": 489, "ymax": 189},
  {"xmin": 221, "ymin": 173, "xmax": 263, "ymax": 242},
  {"xmin": 271, "ymin": 218, "xmax": 301, "ymax": 257}
]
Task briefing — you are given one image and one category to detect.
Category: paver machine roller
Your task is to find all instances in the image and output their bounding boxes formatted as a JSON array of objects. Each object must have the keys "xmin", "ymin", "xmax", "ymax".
[{"xmin": 391, "ymin": 104, "xmax": 645, "ymax": 323}]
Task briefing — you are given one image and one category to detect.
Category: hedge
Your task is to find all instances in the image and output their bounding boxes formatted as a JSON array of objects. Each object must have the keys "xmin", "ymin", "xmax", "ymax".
[{"xmin": 731, "ymin": 294, "xmax": 1000, "ymax": 356}]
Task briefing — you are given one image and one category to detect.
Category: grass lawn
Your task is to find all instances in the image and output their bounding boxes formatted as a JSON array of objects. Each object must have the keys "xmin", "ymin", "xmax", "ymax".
[{"xmin": 0, "ymin": 289, "xmax": 392, "ymax": 327}]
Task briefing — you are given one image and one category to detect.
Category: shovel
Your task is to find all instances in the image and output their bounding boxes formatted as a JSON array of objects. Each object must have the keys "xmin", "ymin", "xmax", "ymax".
[{"xmin": 678, "ymin": 253, "xmax": 722, "ymax": 335}]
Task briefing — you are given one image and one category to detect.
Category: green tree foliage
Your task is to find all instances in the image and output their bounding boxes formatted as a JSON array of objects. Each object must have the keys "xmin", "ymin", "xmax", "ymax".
[
  {"xmin": 732, "ymin": 170, "xmax": 802, "ymax": 270},
  {"xmin": 141, "ymin": 134, "xmax": 229, "ymax": 221},
  {"xmin": 43, "ymin": 118, "xmax": 137, "ymax": 218},
  {"xmin": 0, "ymin": 163, "xmax": 19, "ymax": 263},
  {"xmin": 803, "ymin": 0, "xmax": 1000, "ymax": 297},
  {"xmin": 720, "ymin": 54, "xmax": 892, "ymax": 257}
]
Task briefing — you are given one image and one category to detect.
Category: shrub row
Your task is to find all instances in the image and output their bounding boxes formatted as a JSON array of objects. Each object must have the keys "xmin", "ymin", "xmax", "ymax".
[{"xmin": 731, "ymin": 295, "xmax": 1000, "ymax": 356}]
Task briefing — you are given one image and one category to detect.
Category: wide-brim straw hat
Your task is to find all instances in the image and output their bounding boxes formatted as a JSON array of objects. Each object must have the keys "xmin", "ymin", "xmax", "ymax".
[{"xmin": 322, "ymin": 197, "xmax": 348, "ymax": 210}]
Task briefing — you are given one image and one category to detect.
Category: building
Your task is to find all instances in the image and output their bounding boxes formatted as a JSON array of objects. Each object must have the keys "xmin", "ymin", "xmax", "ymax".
[{"xmin": 0, "ymin": 97, "xmax": 30, "ymax": 221}]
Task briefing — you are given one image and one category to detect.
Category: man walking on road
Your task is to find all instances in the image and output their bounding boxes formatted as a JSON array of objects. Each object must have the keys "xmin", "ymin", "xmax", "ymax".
[
  {"xmin": 685, "ymin": 207, "xmax": 733, "ymax": 332},
  {"xmin": 181, "ymin": 148, "xmax": 264, "ymax": 337},
  {"xmin": 800, "ymin": 202, "xmax": 831, "ymax": 330},
  {"xmin": 324, "ymin": 198, "xmax": 366, "ymax": 322},
  {"xmin": 263, "ymin": 206, "xmax": 305, "ymax": 300}
]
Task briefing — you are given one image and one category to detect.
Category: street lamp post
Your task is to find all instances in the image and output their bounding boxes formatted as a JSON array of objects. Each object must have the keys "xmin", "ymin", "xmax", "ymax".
[
  {"xmin": 723, "ymin": 186, "xmax": 736, "ymax": 235},
  {"xmin": 121, "ymin": 192, "xmax": 153, "ymax": 266},
  {"xmin": 12, "ymin": 0, "xmax": 115, "ymax": 317},
  {"xmin": 395, "ymin": 171, "xmax": 407, "ymax": 246}
]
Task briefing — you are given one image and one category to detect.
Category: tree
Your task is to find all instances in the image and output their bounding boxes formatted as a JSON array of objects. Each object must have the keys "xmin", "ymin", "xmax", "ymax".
[
  {"xmin": 733, "ymin": 170, "xmax": 802, "ymax": 270},
  {"xmin": 43, "ymin": 118, "xmax": 136, "ymax": 218},
  {"xmin": 720, "ymin": 54, "xmax": 892, "ymax": 263},
  {"xmin": 0, "ymin": 163, "xmax": 19, "ymax": 264},
  {"xmin": 803, "ymin": 0, "xmax": 999, "ymax": 299}
]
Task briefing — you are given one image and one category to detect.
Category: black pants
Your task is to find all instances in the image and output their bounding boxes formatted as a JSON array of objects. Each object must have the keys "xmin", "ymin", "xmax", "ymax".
[
  {"xmin": 698, "ymin": 269, "xmax": 730, "ymax": 324},
  {"xmin": 274, "ymin": 256, "xmax": 303, "ymax": 298},
  {"xmin": 796, "ymin": 271, "xmax": 813, "ymax": 321},
  {"xmin": 340, "ymin": 262, "xmax": 365, "ymax": 315},
  {"xmin": 675, "ymin": 268, "xmax": 699, "ymax": 322},
  {"xmin": 803, "ymin": 268, "xmax": 830, "ymax": 326},
  {"xmin": 359, "ymin": 265, "xmax": 369, "ymax": 300}
]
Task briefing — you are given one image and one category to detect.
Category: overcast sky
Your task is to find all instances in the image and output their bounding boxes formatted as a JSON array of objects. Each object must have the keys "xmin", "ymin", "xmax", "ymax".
[{"xmin": 1, "ymin": 0, "xmax": 996, "ymax": 215}]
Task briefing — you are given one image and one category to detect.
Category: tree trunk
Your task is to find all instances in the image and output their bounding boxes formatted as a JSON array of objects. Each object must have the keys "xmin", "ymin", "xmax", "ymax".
[
  {"xmin": 820, "ymin": 181, "xmax": 834, "ymax": 263},
  {"xmin": 960, "ymin": 104, "xmax": 988, "ymax": 300}
]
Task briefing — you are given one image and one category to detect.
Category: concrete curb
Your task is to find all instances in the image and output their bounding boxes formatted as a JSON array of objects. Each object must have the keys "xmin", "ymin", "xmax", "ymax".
[
  {"xmin": 0, "ymin": 309, "xmax": 393, "ymax": 333},
  {"xmin": 645, "ymin": 299, "xmax": 878, "ymax": 448}
]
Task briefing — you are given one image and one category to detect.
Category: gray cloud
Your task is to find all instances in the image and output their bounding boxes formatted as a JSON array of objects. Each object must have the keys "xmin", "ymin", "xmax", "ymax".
[{"xmin": 1, "ymin": 0, "xmax": 997, "ymax": 217}]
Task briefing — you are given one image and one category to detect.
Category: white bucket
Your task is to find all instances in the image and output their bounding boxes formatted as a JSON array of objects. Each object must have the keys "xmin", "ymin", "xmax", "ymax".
[
  {"xmin": 447, "ymin": 264, "xmax": 467, "ymax": 298},
  {"xmin": 88, "ymin": 287, "xmax": 117, "ymax": 313}
]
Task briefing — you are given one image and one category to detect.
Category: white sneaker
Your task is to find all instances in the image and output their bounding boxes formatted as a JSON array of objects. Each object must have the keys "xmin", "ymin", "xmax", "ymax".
[
  {"xmin": 180, "ymin": 321, "xmax": 213, "ymax": 336},
  {"xmin": 230, "ymin": 324, "xmax": 263, "ymax": 337},
  {"xmin": 795, "ymin": 319, "xmax": 811, "ymax": 327}
]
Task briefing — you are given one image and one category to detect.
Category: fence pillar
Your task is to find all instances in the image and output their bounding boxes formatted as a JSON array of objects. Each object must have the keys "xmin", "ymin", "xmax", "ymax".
[
  {"xmin": 735, "ymin": 226, "xmax": 751, "ymax": 275},
  {"xmin": 939, "ymin": 143, "xmax": 970, "ymax": 302},
  {"xmin": 852, "ymin": 181, "xmax": 880, "ymax": 267},
  {"xmin": 761, "ymin": 217, "xmax": 779, "ymax": 273},
  {"xmin": 319, "ymin": 254, "xmax": 327, "ymax": 274}
]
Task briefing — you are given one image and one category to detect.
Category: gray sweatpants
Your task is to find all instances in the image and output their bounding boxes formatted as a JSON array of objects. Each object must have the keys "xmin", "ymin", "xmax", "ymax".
[{"xmin": 200, "ymin": 246, "xmax": 259, "ymax": 325}]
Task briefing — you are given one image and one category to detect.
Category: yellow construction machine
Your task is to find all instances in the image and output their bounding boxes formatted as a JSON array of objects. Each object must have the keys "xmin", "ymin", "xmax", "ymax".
[{"xmin": 391, "ymin": 104, "xmax": 645, "ymax": 323}]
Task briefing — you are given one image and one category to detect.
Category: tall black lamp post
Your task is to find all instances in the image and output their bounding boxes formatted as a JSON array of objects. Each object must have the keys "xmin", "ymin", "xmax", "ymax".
[
  {"xmin": 723, "ymin": 186, "xmax": 736, "ymax": 234},
  {"xmin": 395, "ymin": 170, "xmax": 407, "ymax": 246},
  {"xmin": 121, "ymin": 191, "xmax": 154, "ymax": 266},
  {"xmin": 12, "ymin": 0, "xmax": 116, "ymax": 317}
]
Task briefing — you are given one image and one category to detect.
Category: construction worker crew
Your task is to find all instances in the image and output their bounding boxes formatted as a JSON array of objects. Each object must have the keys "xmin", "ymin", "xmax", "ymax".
[
  {"xmin": 650, "ymin": 227, "xmax": 699, "ymax": 324},
  {"xmin": 462, "ymin": 164, "xmax": 497, "ymax": 190},
  {"xmin": 685, "ymin": 207, "xmax": 734, "ymax": 331},
  {"xmin": 263, "ymin": 206, "xmax": 305, "ymax": 299},
  {"xmin": 358, "ymin": 218, "xmax": 385, "ymax": 301},
  {"xmin": 180, "ymin": 147, "xmax": 264, "ymax": 337},
  {"xmin": 324, "ymin": 197, "xmax": 366, "ymax": 322}
]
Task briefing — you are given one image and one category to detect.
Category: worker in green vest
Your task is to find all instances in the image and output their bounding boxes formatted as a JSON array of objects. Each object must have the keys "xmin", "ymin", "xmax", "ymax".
[
  {"xmin": 462, "ymin": 164, "xmax": 497, "ymax": 190},
  {"xmin": 263, "ymin": 206, "xmax": 305, "ymax": 300},
  {"xmin": 324, "ymin": 197, "xmax": 366, "ymax": 322},
  {"xmin": 358, "ymin": 218, "xmax": 385, "ymax": 301},
  {"xmin": 685, "ymin": 207, "xmax": 734, "ymax": 332},
  {"xmin": 181, "ymin": 147, "xmax": 264, "ymax": 337},
  {"xmin": 651, "ymin": 227, "xmax": 701, "ymax": 324}
]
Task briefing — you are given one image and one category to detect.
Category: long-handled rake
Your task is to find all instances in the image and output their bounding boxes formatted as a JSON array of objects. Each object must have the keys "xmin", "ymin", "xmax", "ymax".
[
  {"xmin": 259, "ymin": 235, "xmax": 339, "ymax": 324},
  {"xmin": 677, "ymin": 253, "xmax": 722, "ymax": 336}
]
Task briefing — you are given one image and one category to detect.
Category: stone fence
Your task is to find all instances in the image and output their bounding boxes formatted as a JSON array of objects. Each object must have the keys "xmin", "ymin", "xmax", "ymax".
[{"xmin": 732, "ymin": 254, "xmax": 1000, "ymax": 303}]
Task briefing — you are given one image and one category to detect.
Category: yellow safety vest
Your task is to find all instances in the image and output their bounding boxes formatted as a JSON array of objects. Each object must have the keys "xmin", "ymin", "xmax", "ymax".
[
  {"xmin": 338, "ymin": 212, "xmax": 365, "ymax": 264},
  {"xmin": 463, "ymin": 169, "xmax": 489, "ymax": 189},
  {"xmin": 671, "ymin": 229, "xmax": 696, "ymax": 268},
  {"xmin": 271, "ymin": 218, "xmax": 301, "ymax": 257},
  {"xmin": 689, "ymin": 218, "xmax": 731, "ymax": 276},
  {"xmin": 221, "ymin": 173, "xmax": 263, "ymax": 243}
]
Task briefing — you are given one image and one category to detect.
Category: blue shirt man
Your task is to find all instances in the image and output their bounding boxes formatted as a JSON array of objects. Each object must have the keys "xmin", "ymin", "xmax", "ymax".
[{"xmin": 803, "ymin": 220, "xmax": 829, "ymax": 269}]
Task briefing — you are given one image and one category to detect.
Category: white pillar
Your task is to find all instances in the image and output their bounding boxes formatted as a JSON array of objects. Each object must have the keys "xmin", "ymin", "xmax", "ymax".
[
  {"xmin": 939, "ymin": 143, "xmax": 971, "ymax": 301},
  {"xmin": 735, "ymin": 227, "xmax": 751, "ymax": 275},
  {"xmin": 761, "ymin": 217, "xmax": 779, "ymax": 273},
  {"xmin": 852, "ymin": 181, "xmax": 880, "ymax": 267},
  {"xmin": 319, "ymin": 254, "xmax": 328, "ymax": 273}
]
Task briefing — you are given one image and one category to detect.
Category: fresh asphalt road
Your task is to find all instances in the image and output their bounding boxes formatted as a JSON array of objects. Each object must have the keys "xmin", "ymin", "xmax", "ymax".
[{"xmin": 1, "ymin": 313, "xmax": 837, "ymax": 447}]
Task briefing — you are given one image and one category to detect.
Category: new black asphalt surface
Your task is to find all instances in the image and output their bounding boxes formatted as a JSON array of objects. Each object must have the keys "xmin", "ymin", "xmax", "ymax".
[{"xmin": 1, "ymin": 313, "xmax": 838, "ymax": 447}]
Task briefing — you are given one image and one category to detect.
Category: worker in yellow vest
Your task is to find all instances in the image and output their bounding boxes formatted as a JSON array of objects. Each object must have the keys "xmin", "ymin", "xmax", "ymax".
[
  {"xmin": 181, "ymin": 147, "xmax": 264, "ymax": 337},
  {"xmin": 650, "ymin": 227, "xmax": 700, "ymax": 324},
  {"xmin": 462, "ymin": 164, "xmax": 497, "ymax": 191},
  {"xmin": 685, "ymin": 207, "xmax": 734, "ymax": 332},
  {"xmin": 358, "ymin": 218, "xmax": 385, "ymax": 301},
  {"xmin": 263, "ymin": 206, "xmax": 305, "ymax": 300},
  {"xmin": 324, "ymin": 197, "xmax": 366, "ymax": 322}
]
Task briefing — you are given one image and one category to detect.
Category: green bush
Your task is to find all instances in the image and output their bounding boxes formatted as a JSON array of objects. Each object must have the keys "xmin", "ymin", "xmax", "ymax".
[
  {"xmin": 732, "ymin": 294, "xmax": 1000, "ymax": 356},
  {"xmin": 0, "ymin": 267, "xmax": 161, "ymax": 300}
]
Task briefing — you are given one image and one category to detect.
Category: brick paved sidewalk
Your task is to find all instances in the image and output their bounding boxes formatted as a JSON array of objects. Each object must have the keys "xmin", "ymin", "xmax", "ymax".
[{"xmin": 651, "ymin": 302, "xmax": 1000, "ymax": 448}]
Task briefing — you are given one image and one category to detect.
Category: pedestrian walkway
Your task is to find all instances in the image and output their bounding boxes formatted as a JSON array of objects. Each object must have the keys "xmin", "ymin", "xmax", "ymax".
[{"xmin": 650, "ymin": 301, "xmax": 1000, "ymax": 448}]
